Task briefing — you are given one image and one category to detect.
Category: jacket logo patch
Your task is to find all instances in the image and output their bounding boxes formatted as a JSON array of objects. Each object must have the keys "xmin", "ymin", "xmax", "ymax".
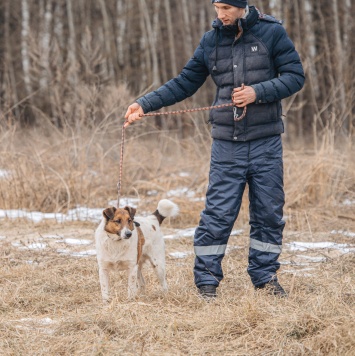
[{"xmin": 251, "ymin": 45, "xmax": 259, "ymax": 53}]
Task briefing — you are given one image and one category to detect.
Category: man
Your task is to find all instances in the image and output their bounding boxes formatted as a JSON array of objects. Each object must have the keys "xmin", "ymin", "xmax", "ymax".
[{"xmin": 125, "ymin": 0, "xmax": 305, "ymax": 298}]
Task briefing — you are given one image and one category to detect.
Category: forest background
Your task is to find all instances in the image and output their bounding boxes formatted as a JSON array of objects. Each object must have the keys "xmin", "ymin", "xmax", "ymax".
[{"xmin": 0, "ymin": 0, "xmax": 354, "ymax": 139}]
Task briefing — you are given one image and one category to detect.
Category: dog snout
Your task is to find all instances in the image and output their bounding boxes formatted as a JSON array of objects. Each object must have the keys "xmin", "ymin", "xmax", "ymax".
[{"xmin": 124, "ymin": 230, "xmax": 132, "ymax": 239}]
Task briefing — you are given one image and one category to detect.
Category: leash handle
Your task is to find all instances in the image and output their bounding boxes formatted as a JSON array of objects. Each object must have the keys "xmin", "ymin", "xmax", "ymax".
[{"xmin": 232, "ymin": 83, "xmax": 247, "ymax": 121}]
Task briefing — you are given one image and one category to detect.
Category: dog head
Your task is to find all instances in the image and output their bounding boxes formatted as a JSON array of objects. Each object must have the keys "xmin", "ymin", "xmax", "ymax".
[{"xmin": 102, "ymin": 206, "xmax": 136, "ymax": 241}]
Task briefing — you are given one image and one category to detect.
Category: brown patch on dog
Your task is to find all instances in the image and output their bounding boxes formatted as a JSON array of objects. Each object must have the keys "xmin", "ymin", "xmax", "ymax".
[
  {"xmin": 124, "ymin": 206, "xmax": 136, "ymax": 220},
  {"xmin": 152, "ymin": 225, "xmax": 156, "ymax": 231},
  {"xmin": 103, "ymin": 207, "xmax": 135, "ymax": 235},
  {"xmin": 103, "ymin": 207, "xmax": 116, "ymax": 220},
  {"xmin": 153, "ymin": 210, "xmax": 165, "ymax": 225},
  {"xmin": 136, "ymin": 226, "xmax": 145, "ymax": 263}
]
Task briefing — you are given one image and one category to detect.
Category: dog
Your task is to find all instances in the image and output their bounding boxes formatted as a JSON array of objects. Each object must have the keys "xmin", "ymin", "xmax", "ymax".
[{"xmin": 95, "ymin": 199, "xmax": 178, "ymax": 303}]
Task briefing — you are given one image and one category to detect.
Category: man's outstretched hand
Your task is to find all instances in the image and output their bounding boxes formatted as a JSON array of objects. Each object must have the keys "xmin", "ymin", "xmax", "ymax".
[{"xmin": 124, "ymin": 103, "xmax": 144, "ymax": 128}]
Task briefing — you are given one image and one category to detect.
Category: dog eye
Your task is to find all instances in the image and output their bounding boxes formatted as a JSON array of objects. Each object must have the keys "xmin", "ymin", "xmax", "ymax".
[
  {"xmin": 128, "ymin": 219, "xmax": 132, "ymax": 223},
  {"xmin": 114, "ymin": 219, "xmax": 121, "ymax": 224}
]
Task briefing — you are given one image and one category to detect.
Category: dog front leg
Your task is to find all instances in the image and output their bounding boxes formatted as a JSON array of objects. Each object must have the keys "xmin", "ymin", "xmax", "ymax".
[
  {"xmin": 98, "ymin": 267, "xmax": 110, "ymax": 303},
  {"xmin": 127, "ymin": 265, "xmax": 139, "ymax": 299}
]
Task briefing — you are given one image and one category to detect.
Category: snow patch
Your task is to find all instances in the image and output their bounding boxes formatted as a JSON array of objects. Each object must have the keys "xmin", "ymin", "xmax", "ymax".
[
  {"xmin": 63, "ymin": 238, "xmax": 92, "ymax": 245},
  {"xmin": 0, "ymin": 169, "xmax": 10, "ymax": 178},
  {"xmin": 331, "ymin": 230, "xmax": 355, "ymax": 238},
  {"xmin": 286, "ymin": 241, "xmax": 353, "ymax": 254},
  {"xmin": 169, "ymin": 251, "xmax": 191, "ymax": 259},
  {"xmin": 22, "ymin": 243, "xmax": 47, "ymax": 250}
]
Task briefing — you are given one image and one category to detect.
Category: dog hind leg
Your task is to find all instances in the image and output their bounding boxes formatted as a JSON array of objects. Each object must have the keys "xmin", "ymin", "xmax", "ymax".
[
  {"xmin": 149, "ymin": 257, "xmax": 168, "ymax": 293},
  {"xmin": 137, "ymin": 266, "xmax": 146, "ymax": 292},
  {"xmin": 156, "ymin": 264, "xmax": 168, "ymax": 292}
]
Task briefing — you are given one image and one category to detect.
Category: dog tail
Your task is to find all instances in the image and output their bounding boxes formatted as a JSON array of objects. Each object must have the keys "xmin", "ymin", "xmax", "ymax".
[{"xmin": 153, "ymin": 199, "xmax": 179, "ymax": 225}]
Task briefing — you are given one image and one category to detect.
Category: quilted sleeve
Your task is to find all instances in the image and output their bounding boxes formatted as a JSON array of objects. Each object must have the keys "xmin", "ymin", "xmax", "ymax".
[
  {"xmin": 251, "ymin": 25, "xmax": 305, "ymax": 104},
  {"xmin": 136, "ymin": 35, "xmax": 210, "ymax": 113}
]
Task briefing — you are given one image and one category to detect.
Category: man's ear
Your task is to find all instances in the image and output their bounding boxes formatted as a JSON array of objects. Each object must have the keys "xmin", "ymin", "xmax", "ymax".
[
  {"xmin": 124, "ymin": 206, "xmax": 136, "ymax": 220},
  {"xmin": 103, "ymin": 207, "xmax": 116, "ymax": 220}
]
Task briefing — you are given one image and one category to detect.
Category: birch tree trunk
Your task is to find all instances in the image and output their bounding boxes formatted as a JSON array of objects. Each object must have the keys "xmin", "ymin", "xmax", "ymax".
[
  {"xmin": 21, "ymin": 0, "xmax": 32, "ymax": 96},
  {"xmin": 342, "ymin": 0, "xmax": 353, "ymax": 133},
  {"xmin": 138, "ymin": 0, "xmax": 149, "ymax": 92},
  {"xmin": 163, "ymin": 0, "xmax": 177, "ymax": 76},
  {"xmin": 332, "ymin": 0, "xmax": 346, "ymax": 131},
  {"xmin": 53, "ymin": 1, "xmax": 64, "ymax": 50},
  {"xmin": 2, "ymin": 0, "xmax": 20, "ymax": 119},
  {"xmin": 99, "ymin": 0, "xmax": 115, "ymax": 80},
  {"xmin": 314, "ymin": 1, "xmax": 335, "ymax": 114},
  {"xmin": 116, "ymin": 0, "xmax": 127, "ymax": 70},
  {"xmin": 66, "ymin": 0, "xmax": 77, "ymax": 85},
  {"xmin": 181, "ymin": 0, "xmax": 193, "ymax": 58},
  {"xmin": 40, "ymin": 0, "xmax": 53, "ymax": 89},
  {"xmin": 0, "ymin": 3, "xmax": 4, "ymax": 114},
  {"xmin": 138, "ymin": 0, "xmax": 161, "ymax": 88}
]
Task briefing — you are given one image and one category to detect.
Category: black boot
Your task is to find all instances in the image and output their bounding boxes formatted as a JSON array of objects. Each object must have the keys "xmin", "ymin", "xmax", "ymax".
[
  {"xmin": 255, "ymin": 280, "xmax": 287, "ymax": 297},
  {"xmin": 198, "ymin": 285, "xmax": 217, "ymax": 299}
]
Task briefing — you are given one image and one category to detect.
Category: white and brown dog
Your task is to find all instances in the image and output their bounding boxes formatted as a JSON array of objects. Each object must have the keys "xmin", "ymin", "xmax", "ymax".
[{"xmin": 95, "ymin": 199, "xmax": 178, "ymax": 303}]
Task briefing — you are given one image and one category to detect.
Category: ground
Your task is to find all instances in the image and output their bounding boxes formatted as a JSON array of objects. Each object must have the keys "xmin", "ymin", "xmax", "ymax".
[{"xmin": 1, "ymin": 205, "xmax": 354, "ymax": 355}]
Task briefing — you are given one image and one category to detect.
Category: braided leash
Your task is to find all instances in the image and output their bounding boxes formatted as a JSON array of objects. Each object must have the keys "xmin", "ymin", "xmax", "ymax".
[
  {"xmin": 116, "ymin": 85, "xmax": 247, "ymax": 207},
  {"xmin": 139, "ymin": 83, "xmax": 247, "ymax": 121},
  {"xmin": 116, "ymin": 123, "xmax": 126, "ymax": 207},
  {"xmin": 140, "ymin": 101, "xmax": 246, "ymax": 118}
]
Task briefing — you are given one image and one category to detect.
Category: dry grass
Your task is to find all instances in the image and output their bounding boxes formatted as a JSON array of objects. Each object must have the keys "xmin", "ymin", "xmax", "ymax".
[
  {"xmin": 1, "ymin": 114, "xmax": 355, "ymax": 355},
  {"xmin": 0, "ymin": 221, "xmax": 354, "ymax": 355}
]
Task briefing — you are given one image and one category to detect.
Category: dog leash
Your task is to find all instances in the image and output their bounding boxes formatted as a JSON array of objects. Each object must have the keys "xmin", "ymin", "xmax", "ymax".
[
  {"xmin": 116, "ymin": 85, "xmax": 247, "ymax": 207},
  {"xmin": 139, "ymin": 84, "xmax": 247, "ymax": 121},
  {"xmin": 117, "ymin": 123, "xmax": 126, "ymax": 208}
]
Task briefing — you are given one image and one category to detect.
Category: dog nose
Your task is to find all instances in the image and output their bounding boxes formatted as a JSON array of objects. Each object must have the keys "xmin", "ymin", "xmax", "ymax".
[{"xmin": 124, "ymin": 230, "xmax": 132, "ymax": 239}]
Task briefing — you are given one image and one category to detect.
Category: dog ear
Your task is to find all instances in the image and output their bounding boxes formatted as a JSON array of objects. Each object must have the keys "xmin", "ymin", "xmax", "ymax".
[
  {"xmin": 103, "ymin": 207, "xmax": 116, "ymax": 220},
  {"xmin": 124, "ymin": 206, "xmax": 136, "ymax": 219}
]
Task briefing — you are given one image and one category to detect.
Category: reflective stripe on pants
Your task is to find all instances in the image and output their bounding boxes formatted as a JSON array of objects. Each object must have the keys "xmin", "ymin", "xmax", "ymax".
[{"xmin": 194, "ymin": 244, "xmax": 227, "ymax": 256}]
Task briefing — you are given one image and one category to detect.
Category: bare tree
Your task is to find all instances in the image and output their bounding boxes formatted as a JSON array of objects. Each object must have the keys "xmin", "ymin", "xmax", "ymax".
[
  {"xmin": 66, "ymin": 0, "xmax": 77, "ymax": 85},
  {"xmin": 116, "ymin": 0, "xmax": 127, "ymax": 71},
  {"xmin": 163, "ymin": 0, "xmax": 177, "ymax": 76},
  {"xmin": 39, "ymin": 0, "xmax": 53, "ymax": 89},
  {"xmin": 99, "ymin": 0, "xmax": 115, "ymax": 79},
  {"xmin": 21, "ymin": 0, "xmax": 32, "ymax": 96}
]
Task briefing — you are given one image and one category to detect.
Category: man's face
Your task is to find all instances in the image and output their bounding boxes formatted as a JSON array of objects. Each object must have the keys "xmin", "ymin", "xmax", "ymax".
[{"xmin": 214, "ymin": 3, "xmax": 246, "ymax": 25}]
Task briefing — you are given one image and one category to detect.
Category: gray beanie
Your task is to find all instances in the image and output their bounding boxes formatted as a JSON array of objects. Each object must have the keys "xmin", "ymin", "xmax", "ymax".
[{"xmin": 211, "ymin": 0, "xmax": 248, "ymax": 8}]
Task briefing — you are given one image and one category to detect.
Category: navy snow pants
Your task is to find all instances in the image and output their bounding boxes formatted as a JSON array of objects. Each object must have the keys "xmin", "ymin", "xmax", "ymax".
[{"xmin": 194, "ymin": 135, "xmax": 285, "ymax": 287}]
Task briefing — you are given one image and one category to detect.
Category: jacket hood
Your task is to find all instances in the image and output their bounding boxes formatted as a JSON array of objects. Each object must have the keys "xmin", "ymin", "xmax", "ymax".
[{"xmin": 212, "ymin": 5, "xmax": 259, "ymax": 33}]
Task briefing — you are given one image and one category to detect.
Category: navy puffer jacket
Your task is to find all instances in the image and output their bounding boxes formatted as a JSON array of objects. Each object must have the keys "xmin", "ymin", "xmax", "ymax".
[{"xmin": 136, "ymin": 6, "xmax": 305, "ymax": 142}]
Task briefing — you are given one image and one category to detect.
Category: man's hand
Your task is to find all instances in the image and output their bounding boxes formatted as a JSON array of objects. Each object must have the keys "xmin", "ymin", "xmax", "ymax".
[
  {"xmin": 232, "ymin": 85, "xmax": 256, "ymax": 107},
  {"xmin": 124, "ymin": 103, "xmax": 144, "ymax": 128}
]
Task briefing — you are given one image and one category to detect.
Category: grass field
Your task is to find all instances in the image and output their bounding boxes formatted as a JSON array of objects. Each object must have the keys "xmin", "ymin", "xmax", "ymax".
[{"xmin": 0, "ymin": 120, "xmax": 354, "ymax": 355}]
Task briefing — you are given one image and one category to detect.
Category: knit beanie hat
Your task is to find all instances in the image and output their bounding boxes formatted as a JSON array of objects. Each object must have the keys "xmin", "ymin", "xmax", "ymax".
[{"xmin": 211, "ymin": 0, "xmax": 248, "ymax": 8}]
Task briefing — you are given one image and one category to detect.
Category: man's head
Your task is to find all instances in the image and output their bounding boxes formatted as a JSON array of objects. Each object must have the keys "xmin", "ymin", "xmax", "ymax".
[{"xmin": 211, "ymin": 1, "xmax": 248, "ymax": 25}]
